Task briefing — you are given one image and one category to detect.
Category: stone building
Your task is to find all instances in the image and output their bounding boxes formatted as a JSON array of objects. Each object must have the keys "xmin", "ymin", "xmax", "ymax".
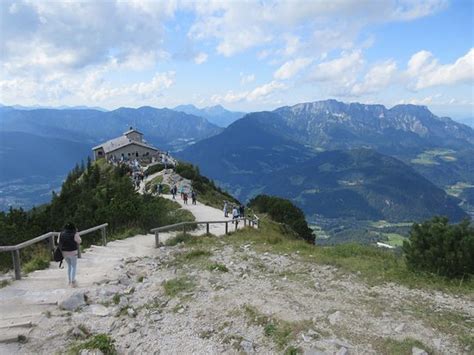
[{"xmin": 92, "ymin": 127, "xmax": 160, "ymax": 161}]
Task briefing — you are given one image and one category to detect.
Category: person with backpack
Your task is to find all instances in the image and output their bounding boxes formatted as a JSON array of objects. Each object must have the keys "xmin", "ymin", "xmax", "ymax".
[
  {"xmin": 171, "ymin": 185, "xmax": 177, "ymax": 199},
  {"xmin": 58, "ymin": 222, "xmax": 82, "ymax": 287},
  {"xmin": 183, "ymin": 192, "xmax": 188, "ymax": 205},
  {"xmin": 232, "ymin": 205, "xmax": 240, "ymax": 228},
  {"xmin": 191, "ymin": 190, "xmax": 197, "ymax": 205}
]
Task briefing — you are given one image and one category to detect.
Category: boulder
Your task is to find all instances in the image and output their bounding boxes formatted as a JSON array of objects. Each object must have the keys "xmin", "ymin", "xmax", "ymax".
[
  {"xmin": 240, "ymin": 339, "xmax": 255, "ymax": 354},
  {"xmin": 412, "ymin": 347, "xmax": 428, "ymax": 355},
  {"xmin": 59, "ymin": 292, "xmax": 86, "ymax": 311},
  {"xmin": 88, "ymin": 304, "xmax": 110, "ymax": 317},
  {"xmin": 328, "ymin": 311, "xmax": 342, "ymax": 326}
]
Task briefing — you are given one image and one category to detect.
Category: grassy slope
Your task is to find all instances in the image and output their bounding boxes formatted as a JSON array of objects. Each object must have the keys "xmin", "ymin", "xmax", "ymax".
[
  {"xmin": 163, "ymin": 216, "xmax": 473, "ymax": 351},
  {"xmin": 172, "ymin": 216, "xmax": 473, "ymax": 295}
]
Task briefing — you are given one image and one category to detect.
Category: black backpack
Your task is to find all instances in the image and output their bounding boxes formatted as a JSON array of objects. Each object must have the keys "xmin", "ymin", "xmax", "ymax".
[{"xmin": 53, "ymin": 245, "xmax": 63, "ymax": 268}]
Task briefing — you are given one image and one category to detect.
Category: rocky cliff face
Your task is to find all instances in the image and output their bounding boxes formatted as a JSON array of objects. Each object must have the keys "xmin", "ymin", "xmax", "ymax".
[{"xmin": 273, "ymin": 100, "xmax": 474, "ymax": 149}]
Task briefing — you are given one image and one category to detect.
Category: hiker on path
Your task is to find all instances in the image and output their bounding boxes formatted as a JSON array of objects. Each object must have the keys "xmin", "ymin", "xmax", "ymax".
[
  {"xmin": 223, "ymin": 200, "xmax": 228, "ymax": 217},
  {"xmin": 157, "ymin": 183, "xmax": 163, "ymax": 195},
  {"xmin": 183, "ymin": 192, "xmax": 188, "ymax": 205},
  {"xmin": 171, "ymin": 185, "xmax": 177, "ymax": 199},
  {"xmin": 191, "ymin": 190, "xmax": 197, "ymax": 205},
  {"xmin": 58, "ymin": 222, "xmax": 82, "ymax": 288},
  {"xmin": 232, "ymin": 206, "xmax": 240, "ymax": 227}
]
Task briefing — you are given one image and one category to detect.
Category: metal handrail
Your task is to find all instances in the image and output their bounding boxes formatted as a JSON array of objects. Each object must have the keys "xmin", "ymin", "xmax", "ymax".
[{"xmin": 0, "ymin": 223, "xmax": 108, "ymax": 280}]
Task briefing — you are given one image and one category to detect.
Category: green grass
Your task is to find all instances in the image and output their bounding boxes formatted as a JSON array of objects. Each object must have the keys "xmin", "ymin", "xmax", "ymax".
[
  {"xmin": 163, "ymin": 277, "xmax": 195, "ymax": 297},
  {"xmin": 165, "ymin": 233, "xmax": 194, "ymax": 246},
  {"xmin": 406, "ymin": 303, "xmax": 474, "ymax": 349},
  {"xmin": 70, "ymin": 333, "xmax": 117, "ymax": 355},
  {"xmin": 218, "ymin": 217, "xmax": 474, "ymax": 294},
  {"xmin": 145, "ymin": 175, "xmax": 171, "ymax": 194},
  {"xmin": 112, "ymin": 293, "xmax": 121, "ymax": 305},
  {"xmin": 208, "ymin": 263, "xmax": 229, "ymax": 272},
  {"xmin": 376, "ymin": 337, "xmax": 431, "ymax": 354},
  {"xmin": 0, "ymin": 279, "xmax": 10, "ymax": 288},
  {"xmin": 182, "ymin": 249, "xmax": 212, "ymax": 260},
  {"xmin": 411, "ymin": 148, "xmax": 457, "ymax": 166},
  {"xmin": 243, "ymin": 304, "xmax": 312, "ymax": 350},
  {"xmin": 23, "ymin": 247, "xmax": 50, "ymax": 274},
  {"xmin": 382, "ymin": 233, "xmax": 407, "ymax": 247}
]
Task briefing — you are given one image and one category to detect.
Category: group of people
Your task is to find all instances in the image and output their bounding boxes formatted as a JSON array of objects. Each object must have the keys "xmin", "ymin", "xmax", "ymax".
[
  {"xmin": 223, "ymin": 200, "xmax": 245, "ymax": 222},
  {"xmin": 170, "ymin": 184, "xmax": 197, "ymax": 205}
]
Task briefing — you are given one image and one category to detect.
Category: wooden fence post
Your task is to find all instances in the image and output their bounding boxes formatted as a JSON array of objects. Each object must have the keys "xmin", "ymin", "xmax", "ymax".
[
  {"xmin": 183, "ymin": 224, "xmax": 187, "ymax": 236},
  {"xmin": 244, "ymin": 218, "xmax": 247, "ymax": 227},
  {"xmin": 48, "ymin": 235, "xmax": 55, "ymax": 260},
  {"xmin": 77, "ymin": 245, "xmax": 82, "ymax": 259},
  {"xmin": 12, "ymin": 250, "xmax": 21, "ymax": 280},
  {"xmin": 155, "ymin": 232, "xmax": 160, "ymax": 248},
  {"xmin": 206, "ymin": 223, "xmax": 210, "ymax": 235},
  {"xmin": 225, "ymin": 222, "xmax": 228, "ymax": 235}
]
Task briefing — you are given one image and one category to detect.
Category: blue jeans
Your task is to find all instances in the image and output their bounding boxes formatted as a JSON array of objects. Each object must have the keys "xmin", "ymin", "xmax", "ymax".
[{"xmin": 64, "ymin": 255, "xmax": 77, "ymax": 283}]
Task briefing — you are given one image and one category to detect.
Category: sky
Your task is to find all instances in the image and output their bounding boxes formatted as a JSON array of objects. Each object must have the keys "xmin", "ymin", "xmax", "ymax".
[{"xmin": 0, "ymin": 0, "xmax": 473, "ymax": 118}]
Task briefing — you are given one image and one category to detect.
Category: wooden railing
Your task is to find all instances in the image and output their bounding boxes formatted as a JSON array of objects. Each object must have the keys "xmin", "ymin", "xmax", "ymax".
[
  {"xmin": 150, "ymin": 216, "xmax": 259, "ymax": 247},
  {"xmin": 0, "ymin": 223, "xmax": 108, "ymax": 280}
]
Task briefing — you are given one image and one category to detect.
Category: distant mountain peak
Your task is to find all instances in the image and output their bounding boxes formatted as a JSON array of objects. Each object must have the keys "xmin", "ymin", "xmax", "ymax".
[{"xmin": 172, "ymin": 104, "xmax": 246, "ymax": 127}]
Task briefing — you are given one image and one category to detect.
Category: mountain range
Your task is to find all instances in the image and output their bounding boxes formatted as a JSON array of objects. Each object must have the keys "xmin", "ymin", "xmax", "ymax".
[
  {"xmin": 179, "ymin": 100, "xmax": 474, "ymax": 223},
  {"xmin": 1, "ymin": 99, "xmax": 473, "ymax": 224},
  {"xmin": 0, "ymin": 105, "xmax": 222, "ymax": 150},
  {"xmin": 173, "ymin": 104, "xmax": 245, "ymax": 127}
]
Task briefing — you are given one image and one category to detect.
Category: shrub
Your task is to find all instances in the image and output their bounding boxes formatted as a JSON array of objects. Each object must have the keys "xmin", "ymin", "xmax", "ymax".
[
  {"xmin": 23, "ymin": 247, "xmax": 51, "ymax": 274},
  {"xmin": 72, "ymin": 334, "xmax": 116, "ymax": 355},
  {"xmin": 248, "ymin": 195, "xmax": 314, "ymax": 243},
  {"xmin": 163, "ymin": 277, "xmax": 194, "ymax": 297},
  {"xmin": 208, "ymin": 263, "xmax": 229, "ymax": 272},
  {"xmin": 403, "ymin": 217, "xmax": 474, "ymax": 279},
  {"xmin": 145, "ymin": 163, "xmax": 166, "ymax": 175}
]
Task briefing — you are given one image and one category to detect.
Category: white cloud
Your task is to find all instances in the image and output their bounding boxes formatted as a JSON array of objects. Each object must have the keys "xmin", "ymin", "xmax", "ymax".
[
  {"xmin": 188, "ymin": 0, "xmax": 445, "ymax": 57},
  {"xmin": 240, "ymin": 73, "xmax": 255, "ymax": 85},
  {"xmin": 247, "ymin": 81, "xmax": 286, "ymax": 101},
  {"xmin": 194, "ymin": 52, "xmax": 208, "ymax": 64},
  {"xmin": 310, "ymin": 50, "xmax": 364, "ymax": 85},
  {"xmin": 211, "ymin": 80, "xmax": 286, "ymax": 104},
  {"xmin": 351, "ymin": 60, "xmax": 398, "ymax": 95},
  {"xmin": 282, "ymin": 34, "xmax": 301, "ymax": 56},
  {"xmin": 0, "ymin": 71, "xmax": 175, "ymax": 107},
  {"xmin": 274, "ymin": 58, "xmax": 313, "ymax": 80},
  {"xmin": 407, "ymin": 48, "xmax": 474, "ymax": 90}
]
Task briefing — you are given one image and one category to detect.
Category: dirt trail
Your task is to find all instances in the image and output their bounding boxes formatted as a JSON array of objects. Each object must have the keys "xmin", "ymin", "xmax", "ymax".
[{"xmin": 0, "ymin": 170, "xmax": 237, "ymax": 354}]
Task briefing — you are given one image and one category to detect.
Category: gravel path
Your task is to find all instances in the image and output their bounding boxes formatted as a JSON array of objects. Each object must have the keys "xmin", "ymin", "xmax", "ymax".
[{"xmin": 0, "ymin": 171, "xmax": 238, "ymax": 353}]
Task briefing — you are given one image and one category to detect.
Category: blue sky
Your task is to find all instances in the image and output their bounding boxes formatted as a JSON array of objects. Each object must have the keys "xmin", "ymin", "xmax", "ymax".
[{"xmin": 0, "ymin": 0, "xmax": 473, "ymax": 118}]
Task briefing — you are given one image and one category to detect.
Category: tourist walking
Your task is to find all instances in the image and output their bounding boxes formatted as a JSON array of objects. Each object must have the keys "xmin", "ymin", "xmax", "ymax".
[
  {"xmin": 58, "ymin": 222, "xmax": 82, "ymax": 287},
  {"xmin": 191, "ymin": 190, "xmax": 197, "ymax": 205},
  {"xmin": 171, "ymin": 185, "xmax": 177, "ymax": 199},
  {"xmin": 223, "ymin": 200, "xmax": 228, "ymax": 217},
  {"xmin": 183, "ymin": 192, "xmax": 188, "ymax": 205},
  {"xmin": 232, "ymin": 206, "xmax": 240, "ymax": 227},
  {"xmin": 239, "ymin": 204, "xmax": 245, "ymax": 219}
]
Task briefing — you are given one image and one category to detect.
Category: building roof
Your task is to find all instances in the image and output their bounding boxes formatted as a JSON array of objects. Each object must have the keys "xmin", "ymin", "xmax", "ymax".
[
  {"xmin": 92, "ymin": 136, "xmax": 159, "ymax": 154},
  {"xmin": 123, "ymin": 127, "xmax": 143, "ymax": 136}
]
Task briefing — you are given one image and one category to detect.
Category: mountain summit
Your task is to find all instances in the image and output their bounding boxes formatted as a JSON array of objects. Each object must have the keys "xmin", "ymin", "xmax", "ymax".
[{"xmin": 173, "ymin": 104, "xmax": 246, "ymax": 127}]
